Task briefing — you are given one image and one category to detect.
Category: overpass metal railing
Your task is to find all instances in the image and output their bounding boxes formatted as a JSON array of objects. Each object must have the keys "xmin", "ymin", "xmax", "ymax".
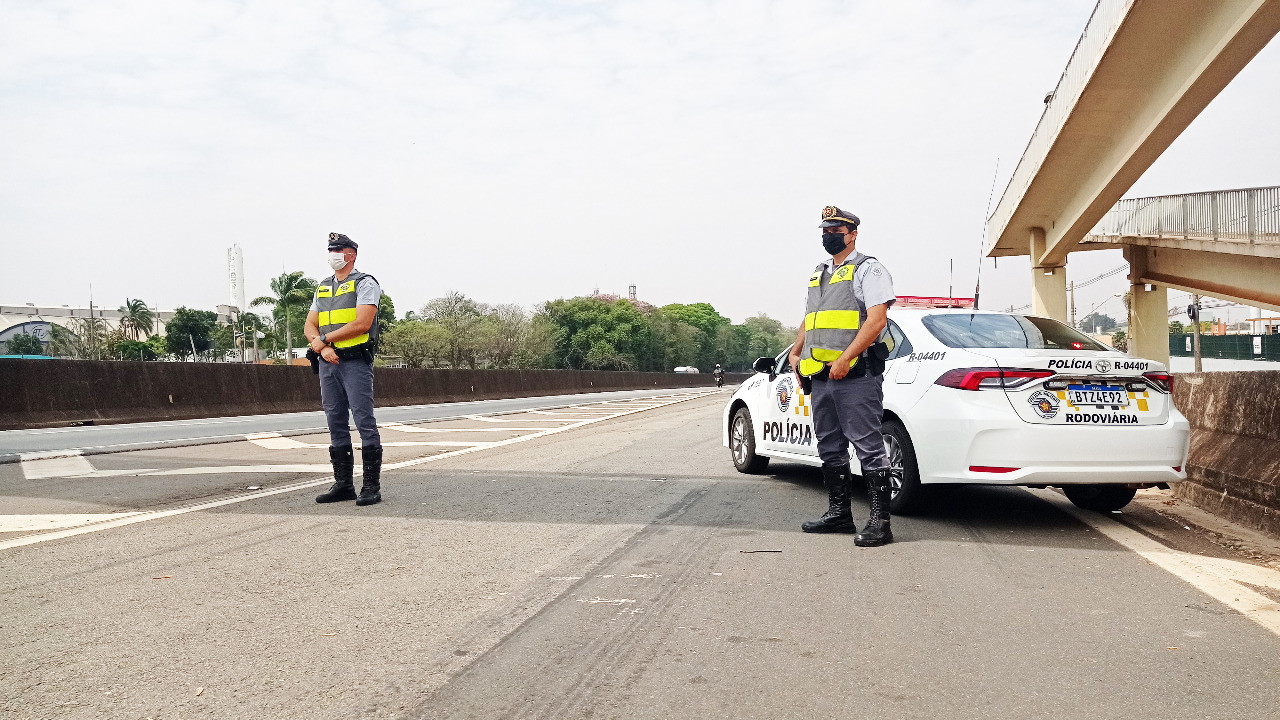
[
  {"xmin": 1087, "ymin": 186, "xmax": 1280, "ymax": 245},
  {"xmin": 986, "ymin": 0, "xmax": 1133, "ymax": 251}
]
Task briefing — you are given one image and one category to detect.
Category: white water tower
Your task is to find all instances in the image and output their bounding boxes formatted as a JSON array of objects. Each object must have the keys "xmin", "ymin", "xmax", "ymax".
[{"xmin": 227, "ymin": 244, "xmax": 246, "ymax": 313}]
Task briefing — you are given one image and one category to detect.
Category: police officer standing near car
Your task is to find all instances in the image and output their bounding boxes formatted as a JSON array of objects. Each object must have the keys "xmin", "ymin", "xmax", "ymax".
[
  {"xmin": 305, "ymin": 232, "xmax": 385, "ymax": 506},
  {"xmin": 790, "ymin": 206, "xmax": 896, "ymax": 546}
]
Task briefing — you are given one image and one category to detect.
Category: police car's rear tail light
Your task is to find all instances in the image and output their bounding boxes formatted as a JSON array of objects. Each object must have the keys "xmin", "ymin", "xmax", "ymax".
[
  {"xmin": 935, "ymin": 368, "xmax": 1053, "ymax": 391},
  {"xmin": 1142, "ymin": 371, "xmax": 1174, "ymax": 394},
  {"xmin": 969, "ymin": 466, "xmax": 1019, "ymax": 474}
]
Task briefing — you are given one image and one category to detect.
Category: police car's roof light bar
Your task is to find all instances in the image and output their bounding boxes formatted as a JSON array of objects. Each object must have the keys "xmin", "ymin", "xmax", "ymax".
[{"xmin": 897, "ymin": 296, "xmax": 976, "ymax": 309}]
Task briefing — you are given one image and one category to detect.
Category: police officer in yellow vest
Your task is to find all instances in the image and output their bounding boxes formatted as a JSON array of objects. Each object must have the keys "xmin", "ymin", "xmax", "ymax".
[
  {"xmin": 304, "ymin": 232, "xmax": 384, "ymax": 506},
  {"xmin": 789, "ymin": 206, "xmax": 896, "ymax": 546}
]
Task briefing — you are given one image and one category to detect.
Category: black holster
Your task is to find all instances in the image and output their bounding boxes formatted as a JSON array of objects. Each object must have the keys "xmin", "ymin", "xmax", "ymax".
[
  {"xmin": 805, "ymin": 340, "xmax": 890, "ymax": 386},
  {"xmin": 799, "ymin": 374, "xmax": 813, "ymax": 394},
  {"xmin": 334, "ymin": 345, "xmax": 373, "ymax": 363},
  {"xmin": 865, "ymin": 340, "xmax": 890, "ymax": 376},
  {"xmin": 306, "ymin": 349, "xmax": 320, "ymax": 374}
]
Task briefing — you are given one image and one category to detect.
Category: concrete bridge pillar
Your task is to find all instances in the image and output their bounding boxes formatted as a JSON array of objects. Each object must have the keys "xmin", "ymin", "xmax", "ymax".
[
  {"xmin": 1124, "ymin": 246, "xmax": 1171, "ymax": 365},
  {"xmin": 1030, "ymin": 227, "xmax": 1067, "ymax": 322}
]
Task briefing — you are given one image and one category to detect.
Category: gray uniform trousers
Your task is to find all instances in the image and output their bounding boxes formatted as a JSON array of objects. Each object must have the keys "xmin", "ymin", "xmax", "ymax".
[
  {"xmin": 318, "ymin": 357, "xmax": 380, "ymax": 448},
  {"xmin": 810, "ymin": 372, "xmax": 888, "ymax": 472}
]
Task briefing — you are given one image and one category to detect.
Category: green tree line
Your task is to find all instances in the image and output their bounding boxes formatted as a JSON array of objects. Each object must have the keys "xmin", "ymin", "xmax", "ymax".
[
  {"xmin": 24, "ymin": 273, "xmax": 794, "ymax": 370},
  {"xmin": 381, "ymin": 291, "xmax": 794, "ymax": 372}
]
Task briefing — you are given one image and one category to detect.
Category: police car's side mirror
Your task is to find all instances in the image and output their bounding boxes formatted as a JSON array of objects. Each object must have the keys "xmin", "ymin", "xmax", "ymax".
[{"xmin": 753, "ymin": 356, "xmax": 777, "ymax": 379}]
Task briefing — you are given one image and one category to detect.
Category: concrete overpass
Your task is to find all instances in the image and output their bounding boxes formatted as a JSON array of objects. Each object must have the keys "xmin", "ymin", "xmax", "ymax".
[{"xmin": 985, "ymin": 0, "xmax": 1280, "ymax": 364}]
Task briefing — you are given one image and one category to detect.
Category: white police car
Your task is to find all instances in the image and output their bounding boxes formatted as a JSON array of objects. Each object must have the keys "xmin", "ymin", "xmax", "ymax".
[{"xmin": 722, "ymin": 308, "xmax": 1190, "ymax": 514}]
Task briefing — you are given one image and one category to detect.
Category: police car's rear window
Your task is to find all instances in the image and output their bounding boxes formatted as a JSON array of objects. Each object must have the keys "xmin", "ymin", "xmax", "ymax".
[{"xmin": 921, "ymin": 314, "xmax": 1108, "ymax": 350}]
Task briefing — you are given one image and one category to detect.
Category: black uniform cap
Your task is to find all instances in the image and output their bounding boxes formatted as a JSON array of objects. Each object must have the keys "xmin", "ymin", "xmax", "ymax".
[
  {"xmin": 328, "ymin": 232, "xmax": 358, "ymax": 251},
  {"xmin": 819, "ymin": 205, "xmax": 860, "ymax": 229}
]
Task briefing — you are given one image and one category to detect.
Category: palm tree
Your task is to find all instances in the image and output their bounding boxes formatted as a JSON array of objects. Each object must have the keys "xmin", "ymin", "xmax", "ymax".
[
  {"xmin": 118, "ymin": 298, "xmax": 155, "ymax": 340},
  {"xmin": 252, "ymin": 271, "xmax": 317, "ymax": 358}
]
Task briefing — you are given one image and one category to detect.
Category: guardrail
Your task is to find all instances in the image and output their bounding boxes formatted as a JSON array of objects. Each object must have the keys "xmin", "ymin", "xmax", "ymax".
[{"xmin": 1086, "ymin": 186, "xmax": 1280, "ymax": 245}]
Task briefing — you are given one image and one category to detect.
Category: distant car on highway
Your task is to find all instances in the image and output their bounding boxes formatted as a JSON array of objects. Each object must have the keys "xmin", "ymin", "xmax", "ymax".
[
  {"xmin": 722, "ymin": 308, "xmax": 1189, "ymax": 514},
  {"xmin": 673, "ymin": 366, "xmax": 701, "ymax": 373}
]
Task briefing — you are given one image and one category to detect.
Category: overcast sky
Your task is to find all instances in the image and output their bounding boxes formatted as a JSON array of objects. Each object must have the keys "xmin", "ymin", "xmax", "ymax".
[{"xmin": 2, "ymin": 1, "xmax": 1276, "ymax": 325}]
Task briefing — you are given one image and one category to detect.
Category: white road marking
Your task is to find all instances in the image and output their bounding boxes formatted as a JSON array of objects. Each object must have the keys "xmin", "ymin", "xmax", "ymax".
[
  {"xmin": 2, "ymin": 391, "xmax": 706, "ymax": 454},
  {"xmin": 1035, "ymin": 489, "xmax": 1280, "ymax": 638},
  {"xmin": 64, "ymin": 464, "xmax": 334, "ymax": 479},
  {"xmin": 464, "ymin": 415, "xmax": 571, "ymax": 423},
  {"xmin": 382, "ymin": 441, "xmax": 494, "ymax": 448},
  {"xmin": 135, "ymin": 464, "xmax": 333, "ymax": 476},
  {"xmin": 246, "ymin": 432, "xmax": 492, "ymax": 451},
  {"xmin": 0, "ymin": 478, "xmax": 345, "ymax": 550},
  {"xmin": 0, "ymin": 391, "xmax": 717, "ymax": 551},
  {"xmin": 379, "ymin": 422, "xmax": 550, "ymax": 433},
  {"xmin": 63, "ymin": 469, "xmax": 160, "ymax": 478},
  {"xmin": 21, "ymin": 453, "xmax": 95, "ymax": 480},
  {"xmin": 0, "ymin": 513, "xmax": 145, "ymax": 532},
  {"xmin": 245, "ymin": 433, "xmax": 317, "ymax": 450}
]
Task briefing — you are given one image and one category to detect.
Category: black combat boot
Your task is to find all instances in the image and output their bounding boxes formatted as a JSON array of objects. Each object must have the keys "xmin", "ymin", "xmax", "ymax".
[
  {"xmin": 855, "ymin": 468, "xmax": 894, "ymax": 547},
  {"xmin": 316, "ymin": 445, "xmax": 356, "ymax": 503},
  {"xmin": 801, "ymin": 464, "xmax": 857, "ymax": 533},
  {"xmin": 356, "ymin": 444, "xmax": 383, "ymax": 506}
]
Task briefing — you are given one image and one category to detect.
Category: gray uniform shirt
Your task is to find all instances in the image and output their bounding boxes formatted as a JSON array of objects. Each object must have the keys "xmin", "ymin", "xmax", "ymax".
[{"xmin": 809, "ymin": 251, "xmax": 896, "ymax": 324}]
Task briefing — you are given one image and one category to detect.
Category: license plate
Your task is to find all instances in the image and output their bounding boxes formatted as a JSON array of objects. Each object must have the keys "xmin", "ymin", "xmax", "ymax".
[{"xmin": 1067, "ymin": 385, "xmax": 1128, "ymax": 407}]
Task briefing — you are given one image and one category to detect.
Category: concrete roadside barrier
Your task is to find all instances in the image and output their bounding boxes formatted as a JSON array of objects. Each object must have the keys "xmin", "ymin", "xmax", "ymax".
[
  {"xmin": 1173, "ymin": 370, "xmax": 1280, "ymax": 535},
  {"xmin": 0, "ymin": 359, "xmax": 749, "ymax": 430}
]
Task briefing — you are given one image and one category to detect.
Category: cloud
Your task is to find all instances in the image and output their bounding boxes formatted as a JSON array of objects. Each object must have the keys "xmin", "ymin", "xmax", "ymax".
[{"xmin": 2, "ymin": 0, "xmax": 1270, "ymax": 325}]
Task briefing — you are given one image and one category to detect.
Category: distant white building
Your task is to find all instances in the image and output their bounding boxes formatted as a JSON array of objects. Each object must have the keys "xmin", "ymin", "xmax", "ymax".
[{"xmin": 0, "ymin": 304, "xmax": 235, "ymax": 351}]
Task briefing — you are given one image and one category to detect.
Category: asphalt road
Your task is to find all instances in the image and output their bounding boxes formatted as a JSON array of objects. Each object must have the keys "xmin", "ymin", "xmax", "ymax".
[
  {"xmin": 0, "ymin": 387, "xmax": 709, "ymax": 458},
  {"xmin": 3, "ymin": 390, "xmax": 1279, "ymax": 719}
]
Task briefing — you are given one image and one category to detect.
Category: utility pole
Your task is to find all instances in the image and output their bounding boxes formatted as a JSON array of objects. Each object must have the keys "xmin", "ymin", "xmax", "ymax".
[
  {"xmin": 1069, "ymin": 281, "xmax": 1077, "ymax": 329},
  {"xmin": 88, "ymin": 284, "xmax": 98, "ymax": 360}
]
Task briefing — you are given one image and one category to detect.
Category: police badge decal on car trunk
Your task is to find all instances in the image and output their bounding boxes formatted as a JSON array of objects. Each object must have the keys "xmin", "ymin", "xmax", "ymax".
[{"xmin": 1028, "ymin": 389, "xmax": 1060, "ymax": 419}]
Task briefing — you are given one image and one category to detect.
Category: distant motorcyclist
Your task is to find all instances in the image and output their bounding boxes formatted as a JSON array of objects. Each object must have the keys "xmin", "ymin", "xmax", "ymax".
[{"xmin": 713, "ymin": 364, "xmax": 725, "ymax": 388}]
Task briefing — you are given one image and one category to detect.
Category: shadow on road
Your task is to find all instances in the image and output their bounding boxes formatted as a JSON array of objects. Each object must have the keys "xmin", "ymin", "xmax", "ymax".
[{"xmin": 206, "ymin": 463, "xmax": 1113, "ymax": 553}]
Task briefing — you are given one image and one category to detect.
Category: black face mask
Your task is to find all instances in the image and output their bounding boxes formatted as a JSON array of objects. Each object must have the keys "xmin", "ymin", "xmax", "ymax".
[{"xmin": 821, "ymin": 232, "xmax": 848, "ymax": 255}]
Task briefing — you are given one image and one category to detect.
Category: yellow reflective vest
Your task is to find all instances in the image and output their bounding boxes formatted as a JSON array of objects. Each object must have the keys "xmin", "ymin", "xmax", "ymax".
[
  {"xmin": 315, "ymin": 271, "xmax": 377, "ymax": 350},
  {"xmin": 797, "ymin": 258, "xmax": 863, "ymax": 377}
]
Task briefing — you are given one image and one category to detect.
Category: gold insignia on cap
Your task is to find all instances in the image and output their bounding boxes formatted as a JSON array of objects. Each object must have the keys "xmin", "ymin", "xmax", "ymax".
[{"xmin": 822, "ymin": 206, "xmax": 838, "ymax": 219}]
